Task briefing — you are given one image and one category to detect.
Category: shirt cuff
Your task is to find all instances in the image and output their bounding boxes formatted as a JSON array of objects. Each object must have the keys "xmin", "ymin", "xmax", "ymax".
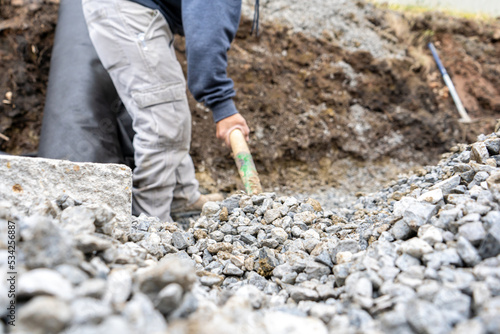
[{"xmin": 211, "ymin": 98, "xmax": 238, "ymax": 123}]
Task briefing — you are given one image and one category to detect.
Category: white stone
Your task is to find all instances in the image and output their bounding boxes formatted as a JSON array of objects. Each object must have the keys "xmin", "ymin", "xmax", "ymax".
[
  {"xmin": 418, "ymin": 225, "xmax": 443, "ymax": 245},
  {"xmin": 417, "ymin": 189, "xmax": 443, "ymax": 204},
  {"xmin": 399, "ymin": 238, "xmax": 433, "ymax": 259},
  {"xmin": 336, "ymin": 251, "xmax": 353, "ymax": 264},
  {"xmin": 19, "ymin": 269, "xmax": 74, "ymax": 300}
]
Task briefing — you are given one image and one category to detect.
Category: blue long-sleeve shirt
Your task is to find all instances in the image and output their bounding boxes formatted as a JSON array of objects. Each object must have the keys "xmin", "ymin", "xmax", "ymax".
[{"xmin": 129, "ymin": 0, "xmax": 241, "ymax": 122}]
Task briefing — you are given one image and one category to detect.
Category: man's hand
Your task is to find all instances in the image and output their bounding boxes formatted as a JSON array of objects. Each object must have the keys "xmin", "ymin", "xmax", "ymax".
[{"xmin": 216, "ymin": 113, "xmax": 250, "ymax": 147}]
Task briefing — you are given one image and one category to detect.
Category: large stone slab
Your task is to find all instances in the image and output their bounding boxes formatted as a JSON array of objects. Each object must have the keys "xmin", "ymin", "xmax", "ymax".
[{"xmin": 0, "ymin": 155, "xmax": 132, "ymax": 223}]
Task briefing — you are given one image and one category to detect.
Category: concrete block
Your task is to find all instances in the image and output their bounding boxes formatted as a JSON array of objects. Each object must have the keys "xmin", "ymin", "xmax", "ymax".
[{"xmin": 0, "ymin": 155, "xmax": 132, "ymax": 223}]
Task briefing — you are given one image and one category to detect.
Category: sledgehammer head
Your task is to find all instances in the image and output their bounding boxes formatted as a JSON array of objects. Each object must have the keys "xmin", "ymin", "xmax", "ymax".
[{"xmin": 229, "ymin": 129, "xmax": 262, "ymax": 195}]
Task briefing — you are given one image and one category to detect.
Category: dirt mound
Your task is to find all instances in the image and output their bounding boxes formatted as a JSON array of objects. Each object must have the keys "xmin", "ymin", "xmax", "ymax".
[{"xmin": 1, "ymin": 1, "xmax": 499, "ymax": 193}]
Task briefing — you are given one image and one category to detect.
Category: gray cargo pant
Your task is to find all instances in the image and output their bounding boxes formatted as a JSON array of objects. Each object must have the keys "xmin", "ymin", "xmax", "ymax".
[{"xmin": 82, "ymin": 0, "xmax": 201, "ymax": 221}]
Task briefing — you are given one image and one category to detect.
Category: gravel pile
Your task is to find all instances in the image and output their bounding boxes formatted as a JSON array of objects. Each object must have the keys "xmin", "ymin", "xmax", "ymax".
[
  {"xmin": 1, "ymin": 132, "xmax": 500, "ymax": 333},
  {"xmin": 241, "ymin": 0, "xmax": 405, "ymax": 59}
]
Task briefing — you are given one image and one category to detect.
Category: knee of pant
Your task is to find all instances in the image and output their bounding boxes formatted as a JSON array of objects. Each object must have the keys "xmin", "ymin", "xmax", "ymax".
[{"xmin": 131, "ymin": 83, "xmax": 192, "ymax": 148}]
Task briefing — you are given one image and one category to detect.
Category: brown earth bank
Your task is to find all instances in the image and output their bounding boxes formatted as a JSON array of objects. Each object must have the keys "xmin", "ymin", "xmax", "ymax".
[{"xmin": 1, "ymin": 0, "xmax": 499, "ymax": 194}]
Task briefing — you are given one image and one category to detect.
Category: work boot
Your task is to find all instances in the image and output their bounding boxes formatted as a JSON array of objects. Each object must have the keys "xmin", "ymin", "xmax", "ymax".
[{"xmin": 171, "ymin": 193, "xmax": 224, "ymax": 218}]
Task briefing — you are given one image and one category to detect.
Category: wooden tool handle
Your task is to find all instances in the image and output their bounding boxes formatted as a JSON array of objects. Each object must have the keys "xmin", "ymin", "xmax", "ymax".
[{"xmin": 229, "ymin": 129, "xmax": 262, "ymax": 195}]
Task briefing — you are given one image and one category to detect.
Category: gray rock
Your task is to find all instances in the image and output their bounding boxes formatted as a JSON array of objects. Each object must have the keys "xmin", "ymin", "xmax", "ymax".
[
  {"xmin": 258, "ymin": 247, "xmax": 279, "ymax": 274},
  {"xmin": 395, "ymin": 254, "xmax": 420, "ymax": 271},
  {"xmin": 271, "ymin": 227, "xmax": 288, "ymax": 243},
  {"xmin": 102, "ymin": 242, "xmax": 146, "ymax": 265},
  {"xmin": 437, "ymin": 207, "xmax": 463, "ymax": 227},
  {"xmin": 472, "ymin": 142, "xmax": 490, "ymax": 163},
  {"xmin": 155, "ymin": 283, "xmax": 183, "ymax": 314},
  {"xmin": 19, "ymin": 268, "xmax": 74, "ymax": 300},
  {"xmin": 62, "ymin": 316, "xmax": 133, "ymax": 334},
  {"xmin": 316, "ymin": 284, "xmax": 337, "ymax": 300},
  {"xmin": 19, "ymin": 216, "xmax": 83, "ymax": 269},
  {"xmin": 451, "ymin": 319, "xmax": 486, "ymax": 334},
  {"xmin": 136, "ymin": 258, "xmax": 196, "ymax": 299},
  {"xmin": 333, "ymin": 263, "xmax": 351, "ymax": 287},
  {"xmin": 284, "ymin": 197, "xmax": 299, "ymax": 207},
  {"xmin": 89, "ymin": 256, "xmax": 111, "ymax": 278},
  {"xmin": 309, "ymin": 303, "xmax": 337, "ymax": 324},
  {"xmin": 60, "ymin": 206, "xmax": 96, "ymax": 234},
  {"xmin": 416, "ymin": 280, "xmax": 441, "ymax": 301},
  {"xmin": 457, "ymin": 236, "xmax": 482, "ymax": 266},
  {"xmin": 282, "ymin": 272, "xmax": 298, "ymax": 284},
  {"xmin": 396, "ymin": 266, "xmax": 424, "ymax": 289},
  {"xmin": 399, "ymin": 238, "xmax": 433, "ymax": 259},
  {"xmin": 293, "ymin": 211, "xmax": 317, "ymax": 225},
  {"xmin": 330, "ymin": 239, "xmax": 360, "ymax": 263},
  {"xmin": 303, "ymin": 238, "xmax": 320, "ymax": 254},
  {"xmin": 479, "ymin": 296, "xmax": 500, "ymax": 333},
  {"xmin": 18, "ymin": 296, "xmax": 71, "ymax": 334},
  {"xmin": 200, "ymin": 274, "xmax": 224, "ymax": 287},
  {"xmin": 472, "ymin": 282, "xmax": 491, "ymax": 311},
  {"xmin": 417, "ymin": 188, "xmax": 444, "ymax": 204},
  {"xmin": 247, "ymin": 272, "xmax": 269, "ymax": 290},
  {"xmin": 380, "ymin": 282, "xmax": 416, "ymax": 303},
  {"xmin": 55, "ymin": 264, "xmax": 89, "ymax": 285},
  {"xmin": 261, "ymin": 238, "xmax": 280, "ymax": 248},
  {"xmin": 347, "ymin": 307, "xmax": 375, "ymax": 331},
  {"xmin": 172, "ymin": 231, "xmax": 189, "ymax": 250},
  {"xmin": 380, "ymin": 303, "xmax": 413, "ymax": 334},
  {"xmin": 233, "ymin": 285, "xmax": 265, "ymax": 309},
  {"xmin": 201, "ymin": 202, "xmax": 220, "ymax": 216},
  {"xmin": 264, "ymin": 209, "xmax": 281, "ymax": 224},
  {"xmin": 479, "ymin": 222, "xmax": 500, "ymax": 259},
  {"xmin": 209, "ymin": 230, "xmax": 224, "ymax": 242},
  {"xmin": 221, "ymin": 196, "xmax": 240, "ymax": 213},
  {"xmin": 273, "ymin": 264, "xmax": 294, "ymax": 279},
  {"xmin": 458, "ymin": 222, "xmax": 486, "ymax": 246},
  {"xmin": 251, "ymin": 194, "xmax": 267, "ymax": 205},
  {"xmin": 315, "ymin": 250, "xmax": 333, "ymax": 268},
  {"xmin": 74, "ymin": 234, "xmax": 113, "ymax": 254},
  {"xmin": 391, "ymin": 220, "xmax": 412, "ymax": 240},
  {"xmin": 71, "ymin": 297, "xmax": 113, "ymax": 324},
  {"xmin": 123, "ymin": 293, "xmax": 168, "ymax": 332},
  {"xmin": 240, "ymin": 233, "xmax": 257, "ymax": 245},
  {"xmin": 75, "ymin": 278, "xmax": 107, "ymax": 299},
  {"xmin": 223, "ymin": 262, "xmax": 244, "ymax": 276},
  {"xmin": 423, "ymin": 248, "xmax": 463, "ymax": 269},
  {"xmin": 0, "ymin": 155, "xmax": 132, "ymax": 225},
  {"xmin": 485, "ymin": 138, "xmax": 500, "ymax": 155},
  {"xmin": 304, "ymin": 261, "xmax": 331, "ymax": 280},
  {"xmin": 168, "ymin": 292, "xmax": 198, "ymax": 319},
  {"xmin": 262, "ymin": 311, "xmax": 328, "ymax": 334},
  {"xmin": 417, "ymin": 225, "xmax": 442, "ymax": 245},
  {"xmin": 138, "ymin": 233, "xmax": 164, "ymax": 259},
  {"xmin": 483, "ymin": 211, "xmax": 500, "ymax": 230},
  {"xmin": 405, "ymin": 299, "xmax": 451, "ymax": 334},
  {"xmin": 430, "ymin": 175, "xmax": 461, "ymax": 195},
  {"xmin": 104, "ymin": 268, "xmax": 132, "ymax": 305},
  {"xmin": 289, "ymin": 286, "xmax": 319, "ymax": 302},
  {"xmin": 346, "ymin": 275, "xmax": 373, "ymax": 309},
  {"xmin": 402, "ymin": 200, "xmax": 438, "ymax": 231},
  {"xmin": 434, "ymin": 288, "xmax": 471, "ymax": 326}
]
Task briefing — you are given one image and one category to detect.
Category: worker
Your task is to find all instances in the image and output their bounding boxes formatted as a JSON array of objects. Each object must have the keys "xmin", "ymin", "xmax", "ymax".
[
  {"xmin": 40, "ymin": 0, "xmax": 255, "ymax": 222},
  {"xmin": 39, "ymin": 0, "xmax": 258, "ymax": 221}
]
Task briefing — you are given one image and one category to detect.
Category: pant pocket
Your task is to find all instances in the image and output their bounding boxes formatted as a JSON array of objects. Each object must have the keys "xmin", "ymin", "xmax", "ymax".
[
  {"xmin": 131, "ymin": 83, "xmax": 191, "ymax": 148},
  {"xmin": 82, "ymin": 2, "xmax": 130, "ymax": 71},
  {"xmin": 118, "ymin": 2, "xmax": 175, "ymax": 75}
]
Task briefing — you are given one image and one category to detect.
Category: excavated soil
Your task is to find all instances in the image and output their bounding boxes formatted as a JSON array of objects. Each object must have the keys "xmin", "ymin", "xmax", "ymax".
[{"xmin": 1, "ymin": 1, "xmax": 500, "ymax": 195}]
